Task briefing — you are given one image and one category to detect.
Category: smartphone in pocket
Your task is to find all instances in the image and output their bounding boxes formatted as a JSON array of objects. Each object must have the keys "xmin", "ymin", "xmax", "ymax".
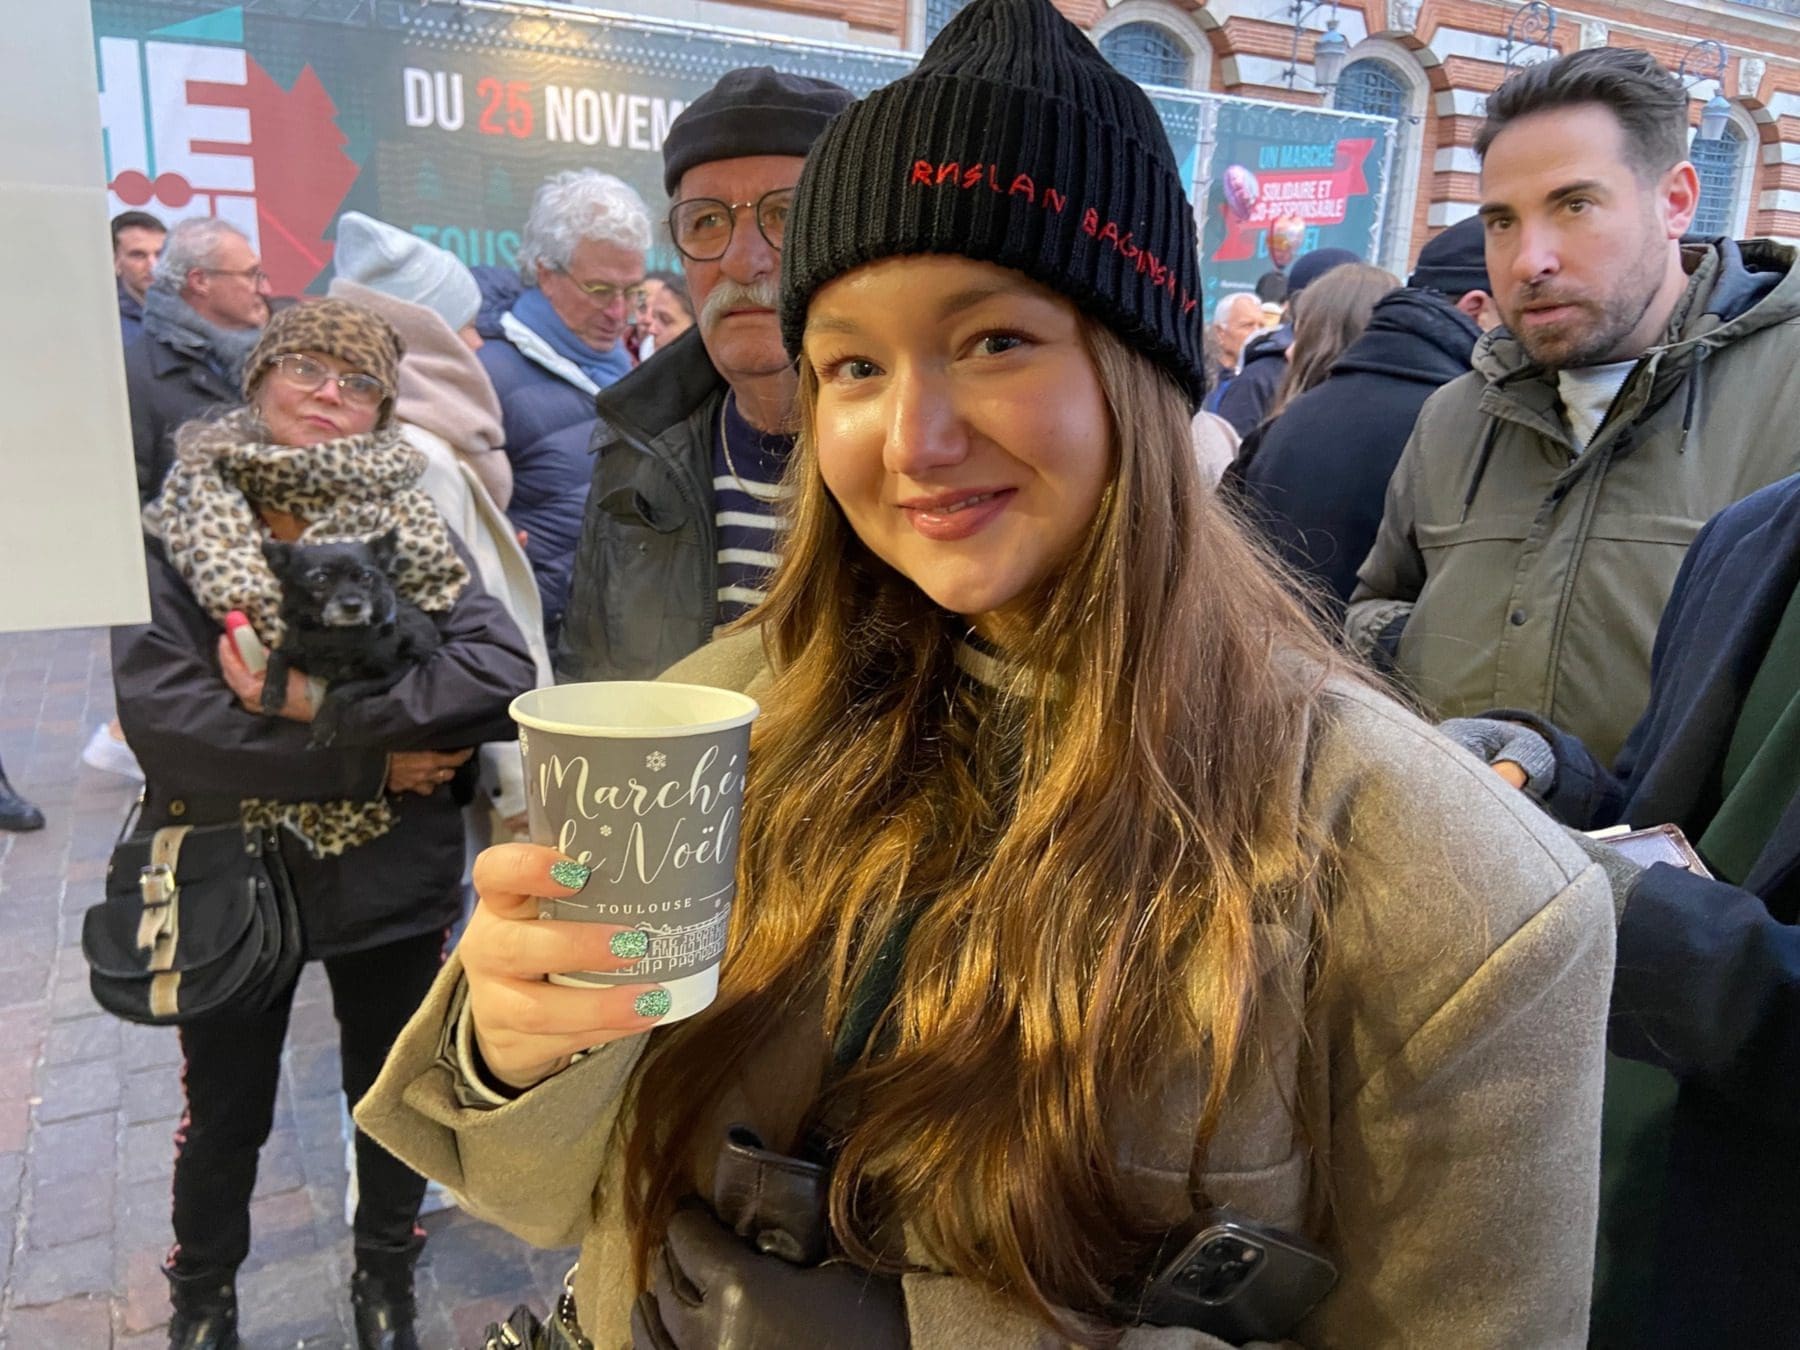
[{"xmin": 1133, "ymin": 1206, "xmax": 1337, "ymax": 1342}]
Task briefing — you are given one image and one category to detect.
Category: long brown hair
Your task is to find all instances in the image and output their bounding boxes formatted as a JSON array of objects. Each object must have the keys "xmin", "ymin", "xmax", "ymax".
[
  {"xmin": 623, "ymin": 316, "xmax": 1359, "ymax": 1344},
  {"xmin": 1269, "ymin": 262, "xmax": 1399, "ymax": 419}
]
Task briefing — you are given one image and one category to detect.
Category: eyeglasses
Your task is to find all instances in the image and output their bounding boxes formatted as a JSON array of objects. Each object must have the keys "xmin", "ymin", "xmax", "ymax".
[
  {"xmin": 202, "ymin": 265, "xmax": 270, "ymax": 287},
  {"xmin": 265, "ymin": 354, "xmax": 389, "ymax": 410},
  {"xmin": 554, "ymin": 271, "xmax": 649, "ymax": 310},
  {"xmin": 667, "ymin": 188, "xmax": 794, "ymax": 262}
]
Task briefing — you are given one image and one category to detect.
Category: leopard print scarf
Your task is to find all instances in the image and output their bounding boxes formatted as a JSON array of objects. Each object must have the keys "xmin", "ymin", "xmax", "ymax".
[{"xmin": 145, "ymin": 407, "xmax": 471, "ymax": 856}]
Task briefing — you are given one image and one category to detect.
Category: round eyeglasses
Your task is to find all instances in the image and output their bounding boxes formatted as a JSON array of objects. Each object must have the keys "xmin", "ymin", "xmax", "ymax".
[
  {"xmin": 265, "ymin": 354, "xmax": 389, "ymax": 411},
  {"xmin": 667, "ymin": 188, "xmax": 794, "ymax": 262},
  {"xmin": 554, "ymin": 272, "xmax": 650, "ymax": 311}
]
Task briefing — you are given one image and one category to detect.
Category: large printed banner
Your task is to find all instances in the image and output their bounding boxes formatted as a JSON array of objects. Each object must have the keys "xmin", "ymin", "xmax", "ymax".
[
  {"xmin": 1199, "ymin": 100, "xmax": 1390, "ymax": 306},
  {"xmin": 92, "ymin": 1, "xmax": 1390, "ymax": 305}
]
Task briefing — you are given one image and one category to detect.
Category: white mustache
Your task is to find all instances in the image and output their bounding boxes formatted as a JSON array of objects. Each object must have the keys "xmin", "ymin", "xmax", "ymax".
[{"xmin": 700, "ymin": 278, "xmax": 780, "ymax": 332}]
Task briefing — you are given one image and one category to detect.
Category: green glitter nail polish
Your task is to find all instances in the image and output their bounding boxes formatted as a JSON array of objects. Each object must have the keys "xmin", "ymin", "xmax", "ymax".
[
  {"xmin": 610, "ymin": 930, "xmax": 648, "ymax": 960},
  {"xmin": 548, "ymin": 859, "xmax": 591, "ymax": 891},
  {"xmin": 634, "ymin": 989, "xmax": 672, "ymax": 1019}
]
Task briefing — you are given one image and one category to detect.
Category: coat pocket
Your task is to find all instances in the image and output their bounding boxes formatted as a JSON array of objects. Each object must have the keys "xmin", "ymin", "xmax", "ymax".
[{"xmin": 595, "ymin": 484, "xmax": 705, "ymax": 678}]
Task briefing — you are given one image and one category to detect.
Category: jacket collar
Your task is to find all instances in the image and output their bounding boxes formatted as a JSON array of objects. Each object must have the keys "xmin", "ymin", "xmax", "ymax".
[
  {"xmin": 1473, "ymin": 239, "xmax": 1798, "ymax": 395},
  {"xmin": 145, "ymin": 328, "xmax": 238, "ymax": 394},
  {"xmin": 499, "ymin": 310, "xmax": 600, "ymax": 398},
  {"xmin": 1466, "ymin": 239, "xmax": 1798, "ymax": 467},
  {"xmin": 593, "ymin": 325, "xmax": 729, "ymax": 455}
]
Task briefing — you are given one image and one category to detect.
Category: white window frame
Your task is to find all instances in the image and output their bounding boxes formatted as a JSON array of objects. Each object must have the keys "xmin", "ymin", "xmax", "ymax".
[
  {"xmin": 1689, "ymin": 103, "xmax": 1757, "ymax": 240},
  {"xmin": 1090, "ymin": 1, "xmax": 1211, "ymax": 91},
  {"xmin": 1332, "ymin": 39, "xmax": 1428, "ymax": 274}
]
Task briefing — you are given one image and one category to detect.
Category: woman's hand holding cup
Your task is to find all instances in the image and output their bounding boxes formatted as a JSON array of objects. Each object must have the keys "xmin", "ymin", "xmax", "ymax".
[{"xmin": 463, "ymin": 843, "xmax": 670, "ymax": 1093}]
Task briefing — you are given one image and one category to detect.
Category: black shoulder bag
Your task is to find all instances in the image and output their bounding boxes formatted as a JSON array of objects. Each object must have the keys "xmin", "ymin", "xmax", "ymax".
[{"xmin": 81, "ymin": 793, "xmax": 303, "ymax": 1025}]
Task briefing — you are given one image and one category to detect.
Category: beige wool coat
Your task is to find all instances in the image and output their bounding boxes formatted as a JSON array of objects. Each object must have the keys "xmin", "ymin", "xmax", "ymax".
[{"xmin": 357, "ymin": 629, "xmax": 1615, "ymax": 1348}]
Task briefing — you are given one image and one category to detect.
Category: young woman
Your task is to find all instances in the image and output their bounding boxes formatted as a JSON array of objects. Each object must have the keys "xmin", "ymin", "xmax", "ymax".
[
  {"xmin": 1265, "ymin": 262, "xmax": 1399, "ymax": 423},
  {"xmin": 359, "ymin": 2, "xmax": 1613, "ymax": 1345},
  {"xmin": 635, "ymin": 270, "xmax": 695, "ymax": 360},
  {"xmin": 114, "ymin": 298, "xmax": 536, "ymax": 1350}
]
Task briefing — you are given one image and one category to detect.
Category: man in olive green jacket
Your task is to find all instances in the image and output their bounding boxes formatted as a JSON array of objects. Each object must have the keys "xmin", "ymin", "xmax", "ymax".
[{"xmin": 1347, "ymin": 48, "xmax": 1800, "ymax": 764}]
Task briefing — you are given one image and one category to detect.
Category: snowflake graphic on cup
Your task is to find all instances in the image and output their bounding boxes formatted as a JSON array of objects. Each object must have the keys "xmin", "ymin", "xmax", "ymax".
[{"xmin": 646, "ymin": 751, "xmax": 667, "ymax": 771}]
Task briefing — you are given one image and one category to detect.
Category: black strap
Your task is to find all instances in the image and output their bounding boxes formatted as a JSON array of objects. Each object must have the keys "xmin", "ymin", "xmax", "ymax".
[
  {"xmin": 828, "ymin": 906, "xmax": 924, "ymax": 1075},
  {"xmin": 801, "ymin": 906, "xmax": 926, "ymax": 1164}
]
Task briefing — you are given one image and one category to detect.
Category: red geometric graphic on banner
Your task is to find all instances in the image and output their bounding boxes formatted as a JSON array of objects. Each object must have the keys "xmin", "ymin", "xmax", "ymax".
[{"xmin": 185, "ymin": 59, "xmax": 359, "ymax": 294}]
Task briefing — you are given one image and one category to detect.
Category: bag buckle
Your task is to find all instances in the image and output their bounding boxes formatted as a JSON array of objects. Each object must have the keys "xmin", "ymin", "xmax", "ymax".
[
  {"xmin": 139, "ymin": 861, "xmax": 175, "ymax": 907},
  {"xmin": 137, "ymin": 863, "xmax": 178, "ymax": 953}
]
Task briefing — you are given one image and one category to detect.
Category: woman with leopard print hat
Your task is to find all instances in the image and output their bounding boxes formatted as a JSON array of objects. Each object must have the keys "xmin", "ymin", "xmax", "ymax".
[{"xmin": 112, "ymin": 297, "xmax": 537, "ymax": 1350}]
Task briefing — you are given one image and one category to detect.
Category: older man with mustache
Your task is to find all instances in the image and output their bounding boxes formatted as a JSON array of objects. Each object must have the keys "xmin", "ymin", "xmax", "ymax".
[{"xmin": 557, "ymin": 67, "xmax": 853, "ymax": 680}]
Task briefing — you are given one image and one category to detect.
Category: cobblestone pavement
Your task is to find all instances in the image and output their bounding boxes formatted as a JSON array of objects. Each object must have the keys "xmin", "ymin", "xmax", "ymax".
[{"xmin": 0, "ymin": 628, "xmax": 575, "ymax": 1348}]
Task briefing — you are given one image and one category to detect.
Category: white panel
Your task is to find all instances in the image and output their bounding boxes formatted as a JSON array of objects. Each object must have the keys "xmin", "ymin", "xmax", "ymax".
[
  {"xmin": 1428, "ymin": 25, "xmax": 1505, "ymax": 62},
  {"xmin": 1428, "ymin": 200, "xmax": 1479, "ymax": 226},
  {"xmin": 1434, "ymin": 145, "xmax": 1482, "ymax": 175},
  {"xmin": 1228, "ymin": 53, "xmax": 1308, "ymax": 89},
  {"xmin": 0, "ymin": 7, "xmax": 148, "ymax": 633},
  {"xmin": 1, "ymin": 5, "xmax": 112, "ymax": 191},
  {"xmin": 1436, "ymin": 88, "xmax": 1489, "ymax": 118},
  {"xmin": 1758, "ymin": 188, "xmax": 1800, "ymax": 214}
]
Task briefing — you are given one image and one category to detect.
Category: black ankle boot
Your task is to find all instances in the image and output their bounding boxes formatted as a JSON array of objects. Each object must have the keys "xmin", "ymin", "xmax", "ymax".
[
  {"xmin": 351, "ymin": 1264, "xmax": 421, "ymax": 1350},
  {"xmin": 166, "ymin": 1267, "xmax": 239, "ymax": 1350},
  {"xmin": 0, "ymin": 768, "xmax": 44, "ymax": 833}
]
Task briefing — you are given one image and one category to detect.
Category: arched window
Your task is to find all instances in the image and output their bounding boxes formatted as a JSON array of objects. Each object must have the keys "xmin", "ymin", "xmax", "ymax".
[
  {"xmin": 1333, "ymin": 57, "xmax": 1416, "ymax": 272},
  {"xmin": 1691, "ymin": 121, "xmax": 1749, "ymax": 239},
  {"xmin": 925, "ymin": 0, "xmax": 966, "ymax": 45},
  {"xmin": 1334, "ymin": 59, "xmax": 1409, "ymax": 123},
  {"xmin": 1099, "ymin": 23, "xmax": 1190, "ymax": 89}
]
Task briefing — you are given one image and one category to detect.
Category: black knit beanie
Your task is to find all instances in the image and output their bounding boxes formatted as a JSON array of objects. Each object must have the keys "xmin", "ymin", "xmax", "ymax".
[
  {"xmin": 1407, "ymin": 216, "xmax": 1490, "ymax": 297},
  {"xmin": 780, "ymin": 0, "xmax": 1207, "ymax": 408},
  {"xmin": 662, "ymin": 67, "xmax": 854, "ymax": 196}
]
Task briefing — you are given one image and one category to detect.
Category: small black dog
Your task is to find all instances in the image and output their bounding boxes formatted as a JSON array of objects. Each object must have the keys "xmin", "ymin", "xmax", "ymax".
[{"xmin": 261, "ymin": 530, "xmax": 441, "ymax": 746}]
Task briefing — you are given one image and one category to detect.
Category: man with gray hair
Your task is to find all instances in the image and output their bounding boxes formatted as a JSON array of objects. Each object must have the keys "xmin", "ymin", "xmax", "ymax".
[
  {"xmin": 474, "ymin": 169, "xmax": 651, "ymax": 640},
  {"xmin": 1205, "ymin": 290, "xmax": 1262, "ymax": 392},
  {"xmin": 558, "ymin": 66, "xmax": 853, "ymax": 680},
  {"xmin": 122, "ymin": 216, "xmax": 270, "ymax": 501}
]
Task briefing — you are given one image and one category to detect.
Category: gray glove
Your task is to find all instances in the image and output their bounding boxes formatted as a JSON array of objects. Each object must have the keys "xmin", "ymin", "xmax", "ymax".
[
  {"xmin": 1564, "ymin": 827, "xmax": 1645, "ymax": 921},
  {"xmin": 1437, "ymin": 717, "xmax": 1557, "ymax": 796}
]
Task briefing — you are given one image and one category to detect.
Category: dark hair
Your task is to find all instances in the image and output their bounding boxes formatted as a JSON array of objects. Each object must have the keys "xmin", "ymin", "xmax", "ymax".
[
  {"xmin": 111, "ymin": 210, "xmax": 166, "ymax": 245},
  {"xmin": 645, "ymin": 269, "xmax": 693, "ymax": 319},
  {"xmin": 1254, "ymin": 269, "xmax": 1289, "ymax": 304},
  {"xmin": 1476, "ymin": 48, "xmax": 1688, "ymax": 179}
]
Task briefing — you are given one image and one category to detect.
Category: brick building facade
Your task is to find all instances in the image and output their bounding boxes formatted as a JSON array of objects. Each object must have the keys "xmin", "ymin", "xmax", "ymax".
[{"xmin": 627, "ymin": 0, "xmax": 1800, "ymax": 271}]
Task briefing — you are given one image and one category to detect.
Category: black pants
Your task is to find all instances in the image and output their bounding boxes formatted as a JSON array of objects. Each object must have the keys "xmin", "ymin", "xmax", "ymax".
[{"xmin": 168, "ymin": 928, "xmax": 446, "ymax": 1277}]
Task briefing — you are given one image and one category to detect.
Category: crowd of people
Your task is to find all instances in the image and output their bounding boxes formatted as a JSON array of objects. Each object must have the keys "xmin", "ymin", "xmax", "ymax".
[{"xmin": 9, "ymin": 1, "xmax": 1800, "ymax": 1345}]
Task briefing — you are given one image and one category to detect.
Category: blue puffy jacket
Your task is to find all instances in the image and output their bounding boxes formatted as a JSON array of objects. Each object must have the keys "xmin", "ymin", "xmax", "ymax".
[{"xmin": 472, "ymin": 267, "xmax": 598, "ymax": 643}]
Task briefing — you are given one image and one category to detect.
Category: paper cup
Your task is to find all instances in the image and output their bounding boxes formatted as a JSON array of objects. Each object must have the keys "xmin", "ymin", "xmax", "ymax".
[{"xmin": 510, "ymin": 681, "xmax": 759, "ymax": 1020}]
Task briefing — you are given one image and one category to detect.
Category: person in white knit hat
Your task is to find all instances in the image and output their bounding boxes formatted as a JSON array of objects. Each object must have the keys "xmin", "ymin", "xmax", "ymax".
[{"xmin": 329, "ymin": 212, "xmax": 551, "ymax": 838}]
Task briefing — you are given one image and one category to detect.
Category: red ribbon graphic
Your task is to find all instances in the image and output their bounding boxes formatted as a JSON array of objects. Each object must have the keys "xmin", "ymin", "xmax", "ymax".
[{"xmin": 1213, "ymin": 139, "xmax": 1375, "ymax": 263}]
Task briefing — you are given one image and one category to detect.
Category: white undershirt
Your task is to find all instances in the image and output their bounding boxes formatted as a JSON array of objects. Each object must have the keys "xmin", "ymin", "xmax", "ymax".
[{"xmin": 1555, "ymin": 360, "xmax": 1637, "ymax": 451}]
